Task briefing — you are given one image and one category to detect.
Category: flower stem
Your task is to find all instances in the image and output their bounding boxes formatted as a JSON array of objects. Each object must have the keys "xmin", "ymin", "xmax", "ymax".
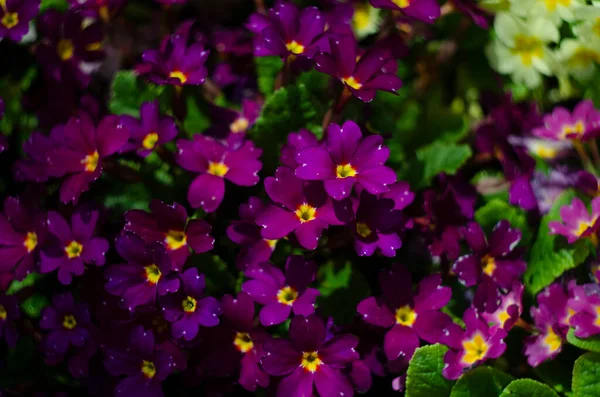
[
  {"xmin": 514, "ymin": 317, "xmax": 534, "ymax": 333},
  {"xmin": 573, "ymin": 140, "xmax": 595, "ymax": 173},
  {"xmin": 589, "ymin": 140, "xmax": 600, "ymax": 169}
]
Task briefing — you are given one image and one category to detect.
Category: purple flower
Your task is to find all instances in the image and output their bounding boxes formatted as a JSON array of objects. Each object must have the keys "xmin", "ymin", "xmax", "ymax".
[
  {"xmin": 256, "ymin": 167, "xmax": 351, "ymax": 250},
  {"xmin": 533, "ymin": 100, "xmax": 600, "ymax": 142},
  {"xmin": 226, "ymin": 197, "xmax": 278, "ymax": 270},
  {"xmin": 549, "ymin": 197, "xmax": 600, "ymax": 245},
  {"xmin": 48, "ymin": 113, "xmax": 129, "ymax": 204},
  {"xmin": 40, "ymin": 292, "xmax": 91, "ymax": 355},
  {"xmin": 120, "ymin": 101, "xmax": 178, "ymax": 157},
  {"xmin": 315, "ymin": 35, "xmax": 402, "ymax": 103},
  {"xmin": 530, "ymin": 167, "xmax": 578, "ymax": 214},
  {"xmin": 124, "ymin": 200, "xmax": 214, "ymax": 270},
  {"xmin": 242, "ymin": 256, "xmax": 319, "ymax": 326},
  {"xmin": 0, "ymin": 197, "xmax": 47, "ymax": 280},
  {"xmin": 568, "ymin": 283, "xmax": 600, "ymax": 338},
  {"xmin": 247, "ymin": 2, "xmax": 329, "ymax": 60},
  {"xmin": 0, "ymin": 293, "xmax": 20, "ymax": 348},
  {"xmin": 451, "ymin": 0, "xmax": 492, "ymax": 29},
  {"xmin": 452, "ymin": 221, "xmax": 526, "ymax": 289},
  {"xmin": 262, "ymin": 314, "xmax": 359, "ymax": 397},
  {"xmin": 576, "ymin": 171, "xmax": 600, "ymax": 197},
  {"xmin": 105, "ymin": 233, "xmax": 180, "ymax": 311},
  {"xmin": 67, "ymin": 0, "xmax": 125, "ymax": 21},
  {"xmin": 295, "ymin": 120, "xmax": 396, "ymax": 200},
  {"xmin": 212, "ymin": 28, "xmax": 253, "ymax": 56},
  {"xmin": 357, "ymin": 264, "xmax": 452, "ymax": 361},
  {"xmin": 160, "ymin": 268, "xmax": 222, "ymax": 340},
  {"xmin": 14, "ymin": 128, "xmax": 62, "ymax": 183},
  {"xmin": 176, "ymin": 136, "xmax": 262, "ymax": 212},
  {"xmin": 442, "ymin": 308, "xmax": 507, "ymax": 380},
  {"xmin": 0, "ymin": 0, "xmax": 39, "ymax": 42},
  {"xmin": 104, "ymin": 326, "xmax": 176, "ymax": 397},
  {"xmin": 36, "ymin": 10, "xmax": 105, "ymax": 88},
  {"xmin": 280, "ymin": 129, "xmax": 320, "ymax": 169},
  {"xmin": 40, "ymin": 208, "xmax": 109, "ymax": 285},
  {"xmin": 477, "ymin": 281, "xmax": 524, "ymax": 331},
  {"xmin": 369, "ymin": 0, "xmax": 439, "ymax": 23},
  {"xmin": 205, "ymin": 99, "xmax": 261, "ymax": 145},
  {"xmin": 43, "ymin": 334, "xmax": 97, "ymax": 378}
]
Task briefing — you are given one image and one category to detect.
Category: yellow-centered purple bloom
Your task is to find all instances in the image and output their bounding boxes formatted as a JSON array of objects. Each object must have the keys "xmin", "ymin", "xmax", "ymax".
[
  {"xmin": 549, "ymin": 197, "xmax": 600, "ymax": 244},
  {"xmin": 369, "ymin": 0, "xmax": 439, "ymax": 24},
  {"xmin": 120, "ymin": 101, "xmax": 178, "ymax": 157},
  {"xmin": 0, "ymin": 0, "xmax": 39, "ymax": 42},
  {"xmin": 40, "ymin": 292, "xmax": 91, "ymax": 355},
  {"xmin": 568, "ymin": 283, "xmax": 600, "ymax": 339},
  {"xmin": 533, "ymin": 100, "xmax": 600, "ymax": 142}
]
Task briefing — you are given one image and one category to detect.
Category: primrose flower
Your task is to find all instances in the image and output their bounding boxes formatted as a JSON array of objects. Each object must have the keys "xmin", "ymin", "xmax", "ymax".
[
  {"xmin": 479, "ymin": 281, "xmax": 524, "ymax": 331},
  {"xmin": 40, "ymin": 292, "xmax": 91, "ymax": 355},
  {"xmin": 104, "ymin": 326, "xmax": 176, "ymax": 397},
  {"xmin": 120, "ymin": 101, "xmax": 178, "ymax": 157},
  {"xmin": 176, "ymin": 135, "xmax": 262, "ymax": 213},
  {"xmin": 0, "ymin": 0, "xmax": 39, "ymax": 42},
  {"xmin": 295, "ymin": 120, "xmax": 396, "ymax": 200},
  {"xmin": 0, "ymin": 293, "xmax": 20, "ymax": 348},
  {"xmin": 261, "ymin": 314, "xmax": 359, "ymax": 397},
  {"xmin": 205, "ymin": 99, "xmax": 261, "ymax": 145},
  {"xmin": 0, "ymin": 196, "xmax": 47, "ymax": 280},
  {"xmin": 568, "ymin": 283, "xmax": 600, "ymax": 338},
  {"xmin": 256, "ymin": 167, "xmax": 352, "ymax": 250},
  {"xmin": 549, "ymin": 197, "xmax": 600, "ymax": 244},
  {"xmin": 368, "ymin": 0, "xmax": 440, "ymax": 24},
  {"xmin": 488, "ymin": 13, "xmax": 559, "ymax": 89},
  {"xmin": 557, "ymin": 39, "xmax": 600, "ymax": 81},
  {"xmin": 67, "ymin": 0, "xmax": 125, "ymax": 21},
  {"xmin": 48, "ymin": 113, "xmax": 129, "ymax": 204},
  {"xmin": 14, "ymin": 128, "xmax": 62, "ymax": 183},
  {"xmin": 315, "ymin": 35, "xmax": 402, "ymax": 103},
  {"xmin": 573, "ymin": 6, "xmax": 600, "ymax": 42},
  {"xmin": 442, "ymin": 308, "xmax": 507, "ymax": 380},
  {"xmin": 510, "ymin": 0, "xmax": 583, "ymax": 25},
  {"xmin": 105, "ymin": 233, "xmax": 180, "ymax": 311},
  {"xmin": 351, "ymin": 2, "xmax": 382, "ymax": 39},
  {"xmin": 576, "ymin": 171, "xmax": 600, "ymax": 197},
  {"xmin": 242, "ymin": 256, "xmax": 319, "ymax": 326},
  {"xmin": 280, "ymin": 129, "xmax": 320, "ymax": 169},
  {"xmin": 124, "ymin": 200, "xmax": 214, "ymax": 270},
  {"xmin": 40, "ymin": 208, "xmax": 109, "ymax": 285},
  {"xmin": 357, "ymin": 264, "xmax": 452, "ymax": 361},
  {"xmin": 533, "ymin": 100, "xmax": 600, "ymax": 142},
  {"xmin": 453, "ymin": 221, "xmax": 526, "ymax": 289}
]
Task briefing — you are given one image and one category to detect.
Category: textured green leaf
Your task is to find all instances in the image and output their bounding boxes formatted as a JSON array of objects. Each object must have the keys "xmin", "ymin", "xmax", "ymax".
[
  {"xmin": 109, "ymin": 70, "xmax": 166, "ymax": 117},
  {"xmin": 20, "ymin": 294, "xmax": 49, "ymax": 319},
  {"xmin": 40, "ymin": 0, "xmax": 68, "ymax": 12},
  {"xmin": 572, "ymin": 352, "xmax": 600, "ymax": 397},
  {"xmin": 450, "ymin": 366, "xmax": 514, "ymax": 397},
  {"xmin": 406, "ymin": 344, "xmax": 454, "ymax": 397},
  {"xmin": 413, "ymin": 141, "xmax": 472, "ymax": 188},
  {"xmin": 567, "ymin": 328, "xmax": 600, "ymax": 353},
  {"xmin": 499, "ymin": 379, "xmax": 559, "ymax": 397},
  {"xmin": 475, "ymin": 199, "xmax": 532, "ymax": 246},
  {"xmin": 183, "ymin": 95, "xmax": 211, "ymax": 134},
  {"xmin": 6, "ymin": 273, "xmax": 43, "ymax": 295},
  {"xmin": 255, "ymin": 56, "xmax": 283, "ymax": 96}
]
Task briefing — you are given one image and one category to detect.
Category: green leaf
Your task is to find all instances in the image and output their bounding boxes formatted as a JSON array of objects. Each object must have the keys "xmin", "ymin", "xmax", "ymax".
[
  {"xmin": 412, "ymin": 141, "xmax": 472, "ymax": 188},
  {"xmin": 450, "ymin": 366, "xmax": 514, "ymax": 397},
  {"xmin": 109, "ymin": 70, "xmax": 166, "ymax": 117},
  {"xmin": 572, "ymin": 352, "xmax": 600, "ymax": 397},
  {"xmin": 255, "ymin": 56, "xmax": 284, "ymax": 95},
  {"xmin": 6, "ymin": 273, "xmax": 43, "ymax": 295},
  {"xmin": 20, "ymin": 294, "xmax": 49, "ymax": 319},
  {"xmin": 183, "ymin": 95, "xmax": 211, "ymax": 134},
  {"xmin": 406, "ymin": 344, "xmax": 454, "ymax": 397},
  {"xmin": 567, "ymin": 328, "xmax": 600, "ymax": 353},
  {"xmin": 499, "ymin": 379, "xmax": 559, "ymax": 397},
  {"xmin": 40, "ymin": 0, "xmax": 68, "ymax": 12},
  {"xmin": 524, "ymin": 190, "xmax": 592, "ymax": 295},
  {"xmin": 474, "ymin": 199, "xmax": 532, "ymax": 246},
  {"xmin": 104, "ymin": 181, "xmax": 152, "ymax": 213}
]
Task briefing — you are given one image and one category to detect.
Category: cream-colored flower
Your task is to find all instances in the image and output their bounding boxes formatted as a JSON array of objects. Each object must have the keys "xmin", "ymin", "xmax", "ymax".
[
  {"xmin": 510, "ymin": 0, "xmax": 584, "ymax": 25},
  {"xmin": 488, "ymin": 13, "xmax": 559, "ymax": 89},
  {"xmin": 352, "ymin": 3, "xmax": 382, "ymax": 40},
  {"xmin": 557, "ymin": 38, "xmax": 600, "ymax": 81},
  {"xmin": 573, "ymin": 5, "xmax": 600, "ymax": 42}
]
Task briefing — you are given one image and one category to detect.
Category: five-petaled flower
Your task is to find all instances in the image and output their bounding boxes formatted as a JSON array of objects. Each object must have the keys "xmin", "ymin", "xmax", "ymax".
[
  {"xmin": 549, "ymin": 197, "xmax": 600, "ymax": 245},
  {"xmin": 533, "ymin": 100, "xmax": 600, "ymax": 142}
]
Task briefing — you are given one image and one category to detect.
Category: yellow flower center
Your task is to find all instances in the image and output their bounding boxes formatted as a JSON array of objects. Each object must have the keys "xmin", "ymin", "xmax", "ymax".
[
  {"xmin": 1, "ymin": 12, "xmax": 18, "ymax": 29},
  {"xmin": 544, "ymin": 326, "xmax": 562, "ymax": 352},
  {"xmin": 234, "ymin": 332, "xmax": 254, "ymax": 353},
  {"xmin": 562, "ymin": 121, "xmax": 585, "ymax": 138},
  {"xmin": 568, "ymin": 48, "xmax": 600, "ymax": 68},
  {"xmin": 595, "ymin": 306, "xmax": 600, "ymax": 328},
  {"xmin": 353, "ymin": 4, "xmax": 372, "ymax": 31},
  {"xmin": 286, "ymin": 40, "xmax": 305, "ymax": 55},
  {"xmin": 144, "ymin": 264, "xmax": 162, "ymax": 285},
  {"xmin": 395, "ymin": 305, "xmax": 417, "ymax": 327},
  {"xmin": 530, "ymin": 141, "xmax": 558, "ymax": 159},
  {"xmin": 295, "ymin": 203, "xmax": 317, "ymax": 223},
  {"xmin": 64, "ymin": 241, "xmax": 83, "ymax": 259},
  {"xmin": 142, "ymin": 132, "xmax": 159, "ymax": 150},
  {"xmin": 0, "ymin": 305, "xmax": 6, "ymax": 321},
  {"xmin": 85, "ymin": 41, "xmax": 103, "ymax": 52},
  {"xmin": 165, "ymin": 229, "xmax": 187, "ymax": 250},
  {"xmin": 182, "ymin": 296, "xmax": 197, "ymax": 313},
  {"xmin": 141, "ymin": 360, "xmax": 156, "ymax": 379},
  {"xmin": 208, "ymin": 161, "xmax": 229, "ymax": 177},
  {"xmin": 300, "ymin": 351, "xmax": 323, "ymax": 373},
  {"xmin": 265, "ymin": 239, "xmax": 278, "ymax": 250},
  {"xmin": 230, "ymin": 117, "xmax": 249, "ymax": 134},
  {"xmin": 565, "ymin": 307, "xmax": 576, "ymax": 326},
  {"xmin": 342, "ymin": 76, "xmax": 363, "ymax": 90},
  {"xmin": 276, "ymin": 286, "xmax": 298, "ymax": 306},
  {"xmin": 99, "ymin": 5, "xmax": 110, "ymax": 21},
  {"xmin": 82, "ymin": 151, "xmax": 99, "ymax": 173},
  {"xmin": 576, "ymin": 217, "xmax": 597, "ymax": 237},
  {"xmin": 391, "ymin": 0, "xmax": 410, "ymax": 8},
  {"xmin": 62, "ymin": 314, "xmax": 77, "ymax": 330},
  {"xmin": 512, "ymin": 35, "xmax": 544, "ymax": 66},
  {"xmin": 169, "ymin": 70, "xmax": 188, "ymax": 84},
  {"xmin": 498, "ymin": 310, "xmax": 511, "ymax": 326},
  {"xmin": 57, "ymin": 39, "xmax": 75, "ymax": 61},
  {"xmin": 461, "ymin": 333, "xmax": 489, "ymax": 365},
  {"xmin": 335, "ymin": 163, "xmax": 357, "ymax": 179},
  {"xmin": 23, "ymin": 231, "xmax": 38, "ymax": 253},
  {"xmin": 356, "ymin": 222, "xmax": 372, "ymax": 238},
  {"xmin": 544, "ymin": 0, "xmax": 571, "ymax": 11},
  {"xmin": 481, "ymin": 255, "xmax": 497, "ymax": 276}
]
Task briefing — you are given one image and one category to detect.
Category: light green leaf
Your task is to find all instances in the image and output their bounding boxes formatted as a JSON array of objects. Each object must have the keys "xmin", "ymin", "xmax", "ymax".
[
  {"xmin": 567, "ymin": 328, "xmax": 600, "ymax": 353},
  {"xmin": 109, "ymin": 70, "xmax": 166, "ymax": 117},
  {"xmin": 475, "ymin": 199, "xmax": 532, "ymax": 246},
  {"xmin": 413, "ymin": 142, "xmax": 472, "ymax": 188},
  {"xmin": 499, "ymin": 379, "xmax": 559, "ymax": 397},
  {"xmin": 450, "ymin": 366, "xmax": 514, "ymax": 397},
  {"xmin": 406, "ymin": 344, "xmax": 454, "ymax": 397},
  {"xmin": 20, "ymin": 294, "xmax": 49, "ymax": 319},
  {"xmin": 572, "ymin": 352, "xmax": 600, "ymax": 397},
  {"xmin": 255, "ymin": 56, "xmax": 284, "ymax": 96},
  {"xmin": 183, "ymin": 95, "xmax": 211, "ymax": 134},
  {"xmin": 40, "ymin": 0, "xmax": 68, "ymax": 12},
  {"xmin": 6, "ymin": 273, "xmax": 43, "ymax": 295}
]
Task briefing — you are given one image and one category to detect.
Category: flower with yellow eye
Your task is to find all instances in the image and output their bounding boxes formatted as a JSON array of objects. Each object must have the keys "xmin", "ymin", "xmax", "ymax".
[{"xmin": 120, "ymin": 101, "xmax": 178, "ymax": 157}]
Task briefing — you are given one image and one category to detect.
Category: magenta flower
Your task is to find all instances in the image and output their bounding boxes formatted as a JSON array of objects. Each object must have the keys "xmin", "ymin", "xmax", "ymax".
[
  {"xmin": 14, "ymin": 128, "xmax": 62, "ymax": 183},
  {"xmin": 176, "ymin": 135, "xmax": 262, "ymax": 213},
  {"xmin": 442, "ymin": 308, "xmax": 507, "ymax": 380},
  {"xmin": 0, "ymin": 0, "xmax": 39, "ymax": 42},
  {"xmin": 40, "ymin": 208, "xmax": 109, "ymax": 285},
  {"xmin": 256, "ymin": 167, "xmax": 351, "ymax": 250},
  {"xmin": 48, "ymin": 113, "xmax": 129, "ymax": 204},
  {"xmin": 549, "ymin": 197, "xmax": 600, "ymax": 244},
  {"xmin": 0, "ymin": 196, "xmax": 47, "ymax": 280},
  {"xmin": 0, "ymin": 293, "xmax": 20, "ymax": 348},
  {"xmin": 315, "ymin": 35, "xmax": 402, "ymax": 103},
  {"xmin": 262, "ymin": 314, "xmax": 359, "ymax": 397},
  {"xmin": 124, "ymin": 200, "xmax": 214, "ymax": 270},
  {"xmin": 105, "ymin": 233, "xmax": 180, "ymax": 311},
  {"xmin": 452, "ymin": 220, "xmax": 526, "ymax": 289},
  {"xmin": 205, "ymin": 99, "xmax": 261, "ymax": 145},
  {"xmin": 120, "ymin": 101, "xmax": 178, "ymax": 157},
  {"xmin": 576, "ymin": 171, "xmax": 600, "ymax": 197},
  {"xmin": 242, "ymin": 256, "xmax": 319, "ymax": 326},
  {"xmin": 280, "ymin": 129, "xmax": 320, "ymax": 169},
  {"xmin": 160, "ymin": 267, "xmax": 222, "ymax": 341},
  {"xmin": 40, "ymin": 292, "xmax": 91, "ymax": 356},
  {"xmin": 568, "ymin": 283, "xmax": 600, "ymax": 338},
  {"xmin": 451, "ymin": 0, "xmax": 492, "ymax": 29},
  {"xmin": 533, "ymin": 100, "xmax": 600, "ymax": 142},
  {"xmin": 369, "ymin": 0, "xmax": 439, "ymax": 23},
  {"xmin": 357, "ymin": 264, "xmax": 452, "ymax": 361},
  {"xmin": 295, "ymin": 120, "xmax": 396, "ymax": 200},
  {"xmin": 66, "ymin": 0, "xmax": 125, "ymax": 21},
  {"xmin": 476, "ymin": 281, "xmax": 524, "ymax": 331}
]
